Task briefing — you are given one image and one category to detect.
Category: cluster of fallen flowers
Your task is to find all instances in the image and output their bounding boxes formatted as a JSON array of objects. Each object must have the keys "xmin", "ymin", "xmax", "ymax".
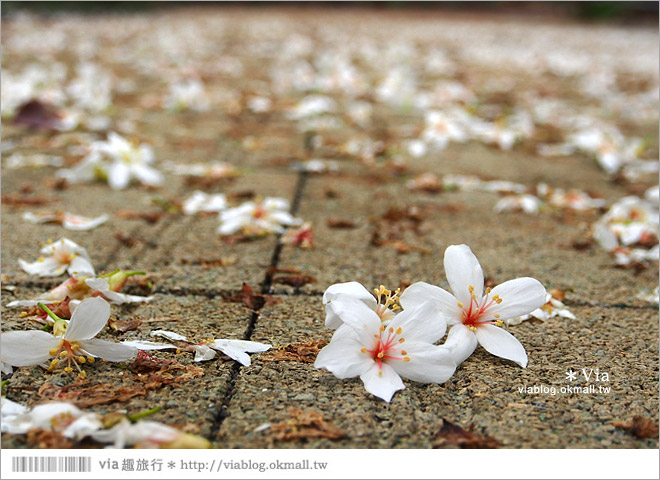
[
  {"xmin": 592, "ymin": 185, "xmax": 659, "ymax": 268},
  {"xmin": 57, "ymin": 132, "xmax": 163, "ymax": 190},
  {"xmin": 1, "ymin": 397, "xmax": 211, "ymax": 449},
  {"xmin": 3, "ymin": 238, "xmax": 272, "ymax": 377},
  {"xmin": 182, "ymin": 193, "xmax": 304, "ymax": 238},
  {"xmin": 314, "ymin": 244, "xmax": 548, "ymax": 402}
]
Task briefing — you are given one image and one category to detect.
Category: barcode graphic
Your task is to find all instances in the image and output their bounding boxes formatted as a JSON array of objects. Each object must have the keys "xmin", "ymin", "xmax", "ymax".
[{"xmin": 11, "ymin": 456, "xmax": 91, "ymax": 473}]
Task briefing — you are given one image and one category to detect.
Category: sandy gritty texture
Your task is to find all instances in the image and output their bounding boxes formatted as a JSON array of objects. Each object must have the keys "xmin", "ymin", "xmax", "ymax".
[{"xmin": 1, "ymin": 7, "xmax": 658, "ymax": 449}]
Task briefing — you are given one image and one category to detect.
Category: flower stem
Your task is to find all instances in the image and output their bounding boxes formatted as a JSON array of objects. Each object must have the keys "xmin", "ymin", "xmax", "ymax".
[
  {"xmin": 128, "ymin": 406, "xmax": 162, "ymax": 422},
  {"xmin": 37, "ymin": 302, "xmax": 62, "ymax": 322}
]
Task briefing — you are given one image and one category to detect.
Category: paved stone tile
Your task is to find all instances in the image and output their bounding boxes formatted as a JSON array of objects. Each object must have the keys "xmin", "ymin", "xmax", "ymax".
[{"xmin": 219, "ymin": 296, "xmax": 658, "ymax": 448}]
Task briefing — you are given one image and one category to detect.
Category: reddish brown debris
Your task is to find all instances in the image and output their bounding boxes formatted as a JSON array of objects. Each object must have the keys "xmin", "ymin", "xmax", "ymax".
[
  {"xmin": 271, "ymin": 408, "xmax": 347, "ymax": 441},
  {"xmin": 433, "ymin": 419, "xmax": 501, "ymax": 449}
]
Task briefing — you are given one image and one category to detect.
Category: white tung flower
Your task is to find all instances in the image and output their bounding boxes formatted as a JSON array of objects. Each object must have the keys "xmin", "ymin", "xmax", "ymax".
[
  {"xmin": 1, "ymin": 399, "xmax": 102, "ymax": 440},
  {"xmin": 400, "ymin": 245, "xmax": 546, "ymax": 368},
  {"xmin": 18, "ymin": 238, "xmax": 95, "ymax": 277},
  {"xmin": 323, "ymin": 282, "xmax": 402, "ymax": 330},
  {"xmin": 1, "ymin": 297, "xmax": 137, "ymax": 376},
  {"xmin": 218, "ymin": 197, "xmax": 302, "ymax": 236},
  {"xmin": 182, "ymin": 191, "xmax": 228, "ymax": 215},
  {"xmin": 122, "ymin": 329, "xmax": 271, "ymax": 366},
  {"xmin": 99, "ymin": 132, "xmax": 163, "ymax": 190},
  {"xmin": 315, "ymin": 299, "xmax": 455, "ymax": 402},
  {"xmin": 23, "ymin": 211, "xmax": 108, "ymax": 231}
]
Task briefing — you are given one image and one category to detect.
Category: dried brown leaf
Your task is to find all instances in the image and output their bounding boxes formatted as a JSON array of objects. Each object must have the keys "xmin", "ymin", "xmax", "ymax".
[
  {"xmin": 261, "ymin": 340, "xmax": 327, "ymax": 363},
  {"xmin": 182, "ymin": 257, "xmax": 237, "ymax": 269},
  {"xmin": 114, "ymin": 209, "xmax": 165, "ymax": 224},
  {"xmin": 612, "ymin": 416, "xmax": 659, "ymax": 439},
  {"xmin": 273, "ymin": 274, "xmax": 317, "ymax": 288},
  {"xmin": 1, "ymin": 194, "xmax": 53, "ymax": 207},
  {"xmin": 326, "ymin": 218, "xmax": 358, "ymax": 229},
  {"xmin": 571, "ymin": 238, "xmax": 594, "ymax": 251},
  {"xmin": 35, "ymin": 381, "xmax": 146, "ymax": 408},
  {"xmin": 433, "ymin": 419, "xmax": 501, "ymax": 449},
  {"xmin": 108, "ymin": 316, "xmax": 143, "ymax": 333},
  {"xmin": 223, "ymin": 283, "xmax": 281, "ymax": 310},
  {"xmin": 13, "ymin": 99, "xmax": 65, "ymax": 131},
  {"xmin": 271, "ymin": 408, "xmax": 346, "ymax": 441}
]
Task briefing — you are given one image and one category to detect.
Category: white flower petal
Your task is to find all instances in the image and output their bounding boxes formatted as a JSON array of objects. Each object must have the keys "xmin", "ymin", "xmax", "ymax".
[
  {"xmin": 389, "ymin": 342, "xmax": 456, "ymax": 384},
  {"xmin": 323, "ymin": 282, "xmax": 377, "ymax": 329},
  {"xmin": 399, "ymin": 281, "xmax": 462, "ymax": 324},
  {"xmin": 359, "ymin": 363, "xmax": 405, "ymax": 403},
  {"xmin": 444, "ymin": 244, "xmax": 484, "ymax": 305},
  {"xmin": 324, "ymin": 294, "xmax": 381, "ymax": 344},
  {"xmin": 1, "ymin": 330, "xmax": 59, "ymax": 366},
  {"xmin": 192, "ymin": 344, "xmax": 217, "ymax": 362},
  {"xmin": 387, "ymin": 301, "xmax": 447, "ymax": 343},
  {"xmin": 151, "ymin": 330, "xmax": 189, "ymax": 342},
  {"xmin": 475, "ymin": 324, "xmax": 528, "ymax": 367},
  {"xmin": 211, "ymin": 339, "xmax": 271, "ymax": 366},
  {"xmin": 78, "ymin": 339, "xmax": 137, "ymax": 362},
  {"xmin": 3, "ymin": 403, "xmax": 83, "ymax": 434},
  {"xmin": 62, "ymin": 214, "xmax": 108, "ymax": 231},
  {"xmin": 62, "ymin": 413, "xmax": 103, "ymax": 440},
  {"xmin": 64, "ymin": 297, "xmax": 111, "ymax": 340},
  {"xmin": 108, "ymin": 162, "xmax": 131, "ymax": 190},
  {"xmin": 314, "ymin": 337, "xmax": 372, "ymax": 379},
  {"xmin": 67, "ymin": 256, "xmax": 96, "ymax": 276},
  {"xmin": 19, "ymin": 257, "xmax": 63, "ymax": 276},
  {"xmin": 132, "ymin": 164, "xmax": 164, "ymax": 187},
  {"xmin": 120, "ymin": 340, "xmax": 177, "ymax": 350},
  {"xmin": 443, "ymin": 324, "xmax": 478, "ymax": 365},
  {"xmin": 489, "ymin": 277, "xmax": 547, "ymax": 320}
]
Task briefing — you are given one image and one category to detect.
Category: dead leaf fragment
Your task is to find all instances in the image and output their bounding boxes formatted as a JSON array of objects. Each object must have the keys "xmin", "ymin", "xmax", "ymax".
[
  {"xmin": 433, "ymin": 419, "xmax": 501, "ymax": 449},
  {"xmin": 35, "ymin": 381, "xmax": 146, "ymax": 408},
  {"xmin": 326, "ymin": 218, "xmax": 358, "ymax": 229},
  {"xmin": 1, "ymin": 194, "xmax": 53, "ymax": 207},
  {"xmin": 108, "ymin": 316, "xmax": 143, "ymax": 333},
  {"xmin": 261, "ymin": 340, "xmax": 327, "ymax": 363},
  {"xmin": 222, "ymin": 283, "xmax": 280, "ymax": 310},
  {"xmin": 273, "ymin": 274, "xmax": 317, "ymax": 288},
  {"xmin": 271, "ymin": 408, "xmax": 346, "ymax": 441},
  {"xmin": 612, "ymin": 416, "xmax": 659, "ymax": 439},
  {"xmin": 13, "ymin": 99, "xmax": 66, "ymax": 131}
]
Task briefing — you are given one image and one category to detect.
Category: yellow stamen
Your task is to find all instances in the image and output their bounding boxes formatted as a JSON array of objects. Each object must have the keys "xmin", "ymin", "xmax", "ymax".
[
  {"xmin": 398, "ymin": 338, "xmax": 405, "ymax": 343},
  {"xmin": 86, "ymin": 356, "xmax": 95, "ymax": 363},
  {"xmin": 48, "ymin": 359, "xmax": 59, "ymax": 371},
  {"xmin": 78, "ymin": 370, "xmax": 87, "ymax": 379},
  {"xmin": 457, "ymin": 301, "xmax": 464, "ymax": 308},
  {"xmin": 379, "ymin": 325, "xmax": 385, "ymax": 332},
  {"xmin": 494, "ymin": 314, "xmax": 500, "ymax": 318},
  {"xmin": 395, "ymin": 327, "xmax": 402, "ymax": 335},
  {"xmin": 361, "ymin": 347, "xmax": 367, "ymax": 353},
  {"xmin": 78, "ymin": 356, "xmax": 87, "ymax": 364},
  {"xmin": 59, "ymin": 351, "xmax": 68, "ymax": 358},
  {"xmin": 378, "ymin": 370, "xmax": 383, "ymax": 377},
  {"xmin": 469, "ymin": 285, "xmax": 474, "ymax": 293},
  {"xmin": 49, "ymin": 348, "xmax": 59, "ymax": 356},
  {"xmin": 63, "ymin": 367, "xmax": 73, "ymax": 373},
  {"xmin": 377, "ymin": 352, "xmax": 384, "ymax": 358},
  {"xmin": 388, "ymin": 327, "xmax": 394, "ymax": 333},
  {"xmin": 403, "ymin": 357, "xmax": 411, "ymax": 362},
  {"xmin": 401, "ymin": 350, "xmax": 407, "ymax": 355}
]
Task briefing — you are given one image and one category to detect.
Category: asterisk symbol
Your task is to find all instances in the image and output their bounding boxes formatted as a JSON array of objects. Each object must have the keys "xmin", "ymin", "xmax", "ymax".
[
  {"xmin": 565, "ymin": 369, "xmax": 577, "ymax": 381},
  {"xmin": 167, "ymin": 461, "xmax": 176, "ymax": 469}
]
